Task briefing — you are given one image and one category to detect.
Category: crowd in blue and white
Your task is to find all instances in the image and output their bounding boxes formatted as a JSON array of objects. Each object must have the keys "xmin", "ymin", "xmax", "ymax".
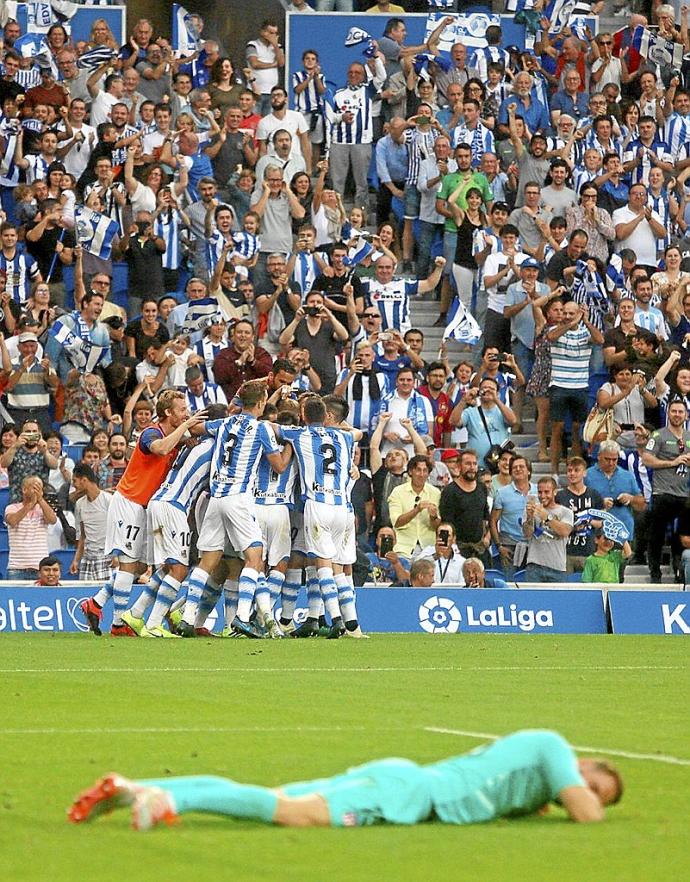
[{"xmin": 2, "ymin": 0, "xmax": 690, "ymax": 597}]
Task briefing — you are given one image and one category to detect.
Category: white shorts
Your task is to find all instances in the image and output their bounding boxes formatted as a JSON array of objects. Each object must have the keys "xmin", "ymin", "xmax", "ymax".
[
  {"xmin": 334, "ymin": 510, "xmax": 356, "ymax": 566},
  {"xmin": 289, "ymin": 507, "xmax": 307, "ymax": 556},
  {"xmin": 255, "ymin": 504, "xmax": 292, "ymax": 567},
  {"xmin": 303, "ymin": 499, "xmax": 348, "ymax": 561},
  {"xmin": 147, "ymin": 500, "xmax": 191, "ymax": 567},
  {"xmin": 104, "ymin": 491, "xmax": 147, "ymax": 561},
  {"xmin": 198, "ymin": 495, "xmax": 262, "ymax": 555},
  {"xmin": 194, "ymin": 492, "xmax": 239, "ymax": 558}
]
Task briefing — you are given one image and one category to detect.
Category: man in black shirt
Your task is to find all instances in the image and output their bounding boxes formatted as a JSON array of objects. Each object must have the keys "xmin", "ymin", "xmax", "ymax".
[
  {"xmin": 555, "ymin": 456, "xmax": 604, "ymax": 573},
  {"xmin": 24, "ymin": 198, "xmax": 75, "ymax": 308},
  {"xmin": 439, "ymin": 449, "xmax": 491, "ymax": 565},
  {"xmin": 311, "ymin": 242, "xmax": 364, "ymax": 317},
  {"xmin": 545, "ymin": 229, "xmax": 590, "ymax": 292}
]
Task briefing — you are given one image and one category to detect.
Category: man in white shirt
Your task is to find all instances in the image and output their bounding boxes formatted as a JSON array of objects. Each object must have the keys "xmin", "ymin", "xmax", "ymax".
[
  {"xmin": 71, "ymin": 462, "xmax": 112, "ymax": 583},
  {"xmin": 256, "ymin": 86, "xmax": 311, "ymax": 166},
  {"xmin": 246, "ymin": 19, "xmax": 284, "ymax": 116},
  {"xmin": 88, "ymin": 71, "xmax": 125, "ymax": 127},
  {"xmin": 613, "ymin": 182, "xmax": 668, "ymax": 276},
  {"xmin": 57, "ymin": 99, "xmax": 96, "ymax": 179}
]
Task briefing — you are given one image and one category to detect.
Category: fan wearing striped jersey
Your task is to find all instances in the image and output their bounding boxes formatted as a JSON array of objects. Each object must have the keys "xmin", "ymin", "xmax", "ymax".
[{"xmin": 177, "ymin": 379, "xmax": 292, "ymax": 639}]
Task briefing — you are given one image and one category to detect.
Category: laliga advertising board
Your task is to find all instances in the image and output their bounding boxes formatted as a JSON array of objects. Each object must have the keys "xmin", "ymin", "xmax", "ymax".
[{"xmin": 0, "ymin": 587, "xmax": 608, "ymax": 634}]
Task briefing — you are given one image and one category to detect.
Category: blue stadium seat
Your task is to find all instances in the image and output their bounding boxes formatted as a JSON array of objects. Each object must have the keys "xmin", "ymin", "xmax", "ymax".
[
  {"xmin": 513, "ymin": 569, "xmax": 526, "ymax": 583},
  {"xmin": 0, "ymin": 486, "xmax": 9, "ymax": 516},
  {"xmin": 566, "ymin": 572, "xmax": 583, "ymax": 583},
  {"xmin": 484, "ymin": 568, "xmax": 506, "ymax": 583},
  {"xmin": 0, "ymin": 529, "xmax": 9, "ymax": 552},
  {"xmin": 51, "ymin": 548, "xmax": 78, "ymax": 580}
]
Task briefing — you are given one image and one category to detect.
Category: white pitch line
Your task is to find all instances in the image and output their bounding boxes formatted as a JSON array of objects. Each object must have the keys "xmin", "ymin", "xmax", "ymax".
[
  {"xmin": 0, "ymin": 664, "xmax": 683, "ymax": 674},
  {"xmin": 0, "ymin": 725, "xmax": 376, "ymax": 736},
  {"xmin": 424, "ymin": 727, "xmax": 690, "ymax": 767}
]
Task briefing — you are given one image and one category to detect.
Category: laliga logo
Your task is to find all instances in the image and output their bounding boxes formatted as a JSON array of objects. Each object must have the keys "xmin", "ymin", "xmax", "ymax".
[
  {"xmin": 67, "ymin": 597, "xmax": 91, "ymax": 633},
  {"xmin": 418, "ymin": 595, "xmax": 462, "ymax": 634}
]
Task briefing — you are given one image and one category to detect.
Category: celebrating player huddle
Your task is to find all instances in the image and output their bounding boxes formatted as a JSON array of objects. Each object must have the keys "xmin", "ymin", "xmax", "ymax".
[{"xmin": 79, "ymin": 380, "xmax": 366, "ymax": 640}]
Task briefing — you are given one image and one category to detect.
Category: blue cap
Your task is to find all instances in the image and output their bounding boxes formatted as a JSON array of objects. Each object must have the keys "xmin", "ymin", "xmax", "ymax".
[{"xmin": 520, "ymin": 257, "xmax": 541, "ymax": 270}]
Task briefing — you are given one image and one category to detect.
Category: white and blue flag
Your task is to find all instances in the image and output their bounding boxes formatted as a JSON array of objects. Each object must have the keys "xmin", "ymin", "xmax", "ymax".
[
  {"xmin": 574, "ymin": 509, "xmax": 631, "ymax": 544},
  {"xmin": 77, "ymin": 45, "xmax": 117, "ymax": 71},
  {"xmin": 48, "ymin": 311, "xmax": 111, "ymax": 373},
  {"xmin": 344, "ymin": 27, "xmax": 376, "ymax": 58},
  {"xmin": 543, "ymin": 0, "xmax": 579, "ymax": 34},
  {"xmin": 182, "ymin": 296, "xmax": 222, "ymax": 336},
  {"xmin": 172, "ymin": 3, "xmax": 202, "ymax": 55},
  {"xmin": 443, "ymin": 297, "xmax": 481, "ymax": 345},
  {"xmin": 343, "ymin": 237, "xmax": 374, "ymax": 268},
  {"xmin": 13, "ymin": 32, "xmax": 49, "ymax": 59},
  {"xmin": 632, "ymin": 25, "xmax": 684, "ymax": 70},
  {"xmin": 75, "ymin": 205, "xmax": 118, "ymax": 260}
]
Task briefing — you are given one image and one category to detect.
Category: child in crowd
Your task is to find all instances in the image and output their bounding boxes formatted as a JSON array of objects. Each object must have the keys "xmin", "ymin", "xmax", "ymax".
[{"xmin": 581, "ymin": 529, "xmax": 632, "ymax": 584}]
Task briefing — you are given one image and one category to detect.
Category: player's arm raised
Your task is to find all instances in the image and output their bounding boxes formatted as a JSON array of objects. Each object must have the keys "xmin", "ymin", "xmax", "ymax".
[
  {"xmin": 558, "ymin": 785, "xmax": 606, "ymax": 823},
  {"xmin": 149, "ymin": 411, "xmax": 208, "ymax": 456}
]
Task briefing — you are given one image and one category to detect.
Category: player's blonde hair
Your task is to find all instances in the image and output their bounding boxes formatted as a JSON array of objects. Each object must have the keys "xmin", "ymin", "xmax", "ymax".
[{"xmin": 156, "ymin": 389, "xmax": 185, "ymax": 419}]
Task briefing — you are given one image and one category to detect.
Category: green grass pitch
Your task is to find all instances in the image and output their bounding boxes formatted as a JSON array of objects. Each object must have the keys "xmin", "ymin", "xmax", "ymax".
[{"xmin": 1, "ymin": 634, "xmax": 688, "ymax": 882}]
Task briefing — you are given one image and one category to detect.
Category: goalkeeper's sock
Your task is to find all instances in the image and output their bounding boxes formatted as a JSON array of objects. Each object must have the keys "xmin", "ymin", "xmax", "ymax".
[{"xmin": 137, "ymin": 775, "xmax": 277, "ymax": 822}]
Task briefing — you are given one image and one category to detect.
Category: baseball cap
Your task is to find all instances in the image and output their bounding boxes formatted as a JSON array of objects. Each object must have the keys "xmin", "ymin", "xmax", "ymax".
[
  {"xmin": 421, "ymin": 434, "xmax": 435, "ymax": 448},
  {"xmin": 491, "ymin": 201, "xmax": 510, "ymax": 213},
  {"xmin": 18, "ymin": 332, "xmax": 38, "ymax": 343},
  {"xmin": 521, "ymin": 257, "xmax": 542, "ymax": 270},
  {"xmin": 441, "ymin": 449, "xmax": 461, "ymax": 462}
]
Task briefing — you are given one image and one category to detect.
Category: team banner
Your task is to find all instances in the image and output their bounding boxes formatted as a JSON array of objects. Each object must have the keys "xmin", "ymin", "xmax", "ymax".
[
  {"xmin": 631, "ymin": 25, "xmax": 684, "ymax": 70},
  {"xmin": 0, "ymin": 587, "xmax": 607, "ymax": 634},
  {"xmin": 608, "ymin": 590, "xmax": 690, "ymax": 635},
  {"xmin": 424, "ymin": 12, "xmax": 501, "ymax": 53}
]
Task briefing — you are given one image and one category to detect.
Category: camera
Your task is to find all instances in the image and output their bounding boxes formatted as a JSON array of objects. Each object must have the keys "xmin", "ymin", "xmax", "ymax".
[
  {"xmin": 438, "ymin": 528, "xmax": 450, "ymax": 548},
  {"xmin": 304, "ymin": 306, "xmax": 320, "ymax": 317},
  {"xmin": 380, "ymin": 534, "xmax": 394, "ymax": 556},
  {"xmin": 24, "ymin": 431, "xmax": 41, "ymax": 443}
]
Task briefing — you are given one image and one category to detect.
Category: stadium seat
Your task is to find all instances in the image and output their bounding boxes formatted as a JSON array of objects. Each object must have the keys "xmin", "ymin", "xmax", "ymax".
[
  {"xmin": 51, "ymin": 548, "xmax": 78, "ymax": 580},
  {"xmin": 484, "ymin": 568, "xmax": 506, "ymax": 583},
  {"xmin": 0, "ymin": 486, "xmax": 9, "ymax": 517},
  {"xmin": 0, "ymin": 529, "xmax": 9, "ymax": 552},
  {"xmin": 566, "ymin": 572, "xmax": 583, "ymax": 583},
  {"xmin": 513, "ymin": 569, "xmax": 526, "ymax": 583}
]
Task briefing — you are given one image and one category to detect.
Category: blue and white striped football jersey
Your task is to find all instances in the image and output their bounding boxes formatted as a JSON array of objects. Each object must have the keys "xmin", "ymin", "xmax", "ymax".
[
  {"xmin": 155, "ymin": 208, "xmax": 184, "ymax": 270},
  {"xmin": 0, "ymin": 250, "xmax": 40, "ymax": 304},
  {"xmin": 331, "ymin": 82, "xmax": 377, "ymax": 146},
  {"xmin": 360, "ymin": 277, "xmax": 419, "ymax": 332},
  {"xmin": 206, "ymin": 414, "xmax": 280, "ymax": 498},
  {"xmin": 292, "ymin": 70, "xmax": 325, "ymax": 114},
  {"xmin": 255, "ymin": 446, "xmax": 298, "ymax": 508},
  {"xmin": 279, "ymin": 425, "xmax": 354, "ymax": 506},
  {"xmin": 194, "ymin": 337, "xmax": 228, "ymax": 384},
  {"xmin": 662, "ymin": 112, "xmax": 690, "ymax": 159},
  {"xmin": 152, "ymin": 437, "xmax": 214, "ymax": 512}
]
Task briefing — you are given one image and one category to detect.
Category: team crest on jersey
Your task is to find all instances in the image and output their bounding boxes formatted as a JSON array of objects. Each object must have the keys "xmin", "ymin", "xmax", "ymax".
[{"xmin": 117, "ymin": 520, "xmax": 124, "ymax": 528}]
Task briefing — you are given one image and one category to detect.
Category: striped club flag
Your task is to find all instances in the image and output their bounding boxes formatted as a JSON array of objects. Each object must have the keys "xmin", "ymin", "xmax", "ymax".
[
  {"xmin": 77, "ymin": 46, "xmax": 117, "ymax": 71},
  {"xmin": 172, "ymin": 3, "xmax": 202, "ymax": 55},
  {"xmin": 442, "ymin": 297, "xmax": 481, "ymax": 345},
  {"xmin": 75, "ymin": 206, "xmax": 118, "ymax": 260},
  {"xmin": 631, "ymin": 26, "xmax": 684, "ymax": 70},
  {"xmin": 182, "ymin": 297, "xmax": 222, "ymax": 336}
]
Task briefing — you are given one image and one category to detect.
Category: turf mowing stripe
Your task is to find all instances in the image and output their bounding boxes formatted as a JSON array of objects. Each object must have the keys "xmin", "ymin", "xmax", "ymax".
[
  {"xmin": 0, "ymin": 665, "xmax": 683, "ymax": 674},
  {"xmin": 424, "ymin": 727, "xmax": 690, "ymax": 766}
]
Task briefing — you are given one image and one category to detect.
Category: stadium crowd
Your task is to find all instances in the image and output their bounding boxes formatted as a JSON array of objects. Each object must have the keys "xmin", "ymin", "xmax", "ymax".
[{"xmin": 1, "ymin": 1, "xmax": 690, "ymax": 637}]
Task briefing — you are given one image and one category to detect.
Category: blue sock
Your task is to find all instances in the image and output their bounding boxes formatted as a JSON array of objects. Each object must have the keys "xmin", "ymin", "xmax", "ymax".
[
  {"xmin": 146, "ymin": 575, "xmax": 181, "ymax": 629},
  {"xmin": 318, "ymin": 567, "xmax": 340, "ymax": 621},
  {"xmin": 255, "ymin": 572, "xmax": 271, "ymax": 617},
  {"xmin": 267, "ymin": 569, "xmax": 285, "ymax": 608},
  {"xmin": 129, "ymin": 567, "xmax": 165, "ymax": 619},
  {"xmin": 137, "ymin": 775, "xmax": 278, "ymax": 822},
  {"xmin": 335, "ymin": 573, "xmax": 357, "ymax": 623},
  {"xmin": 195, "ymin": 578, "xmax": 221, "ymax": 628},
  {"xmin": 112, "ymin": 571, "xmax": 135, "ymax": 626},
  {"xmin": 223, "ymin": 579, "xmax": 238, "ymax": 628},
  {"xmin": 280, "ymin": 568, "xmax": 300, "ymax": 623},
  {"xmin": 181, "ymin": 567, "xmax": 209, "ymax": 626},
  {"xmin": 93, "ymin": 571, "xmax": 115, "ymax": 608},
  {"xmin": 305, "ymin": 565, "xmax": 320, "ymax": 619},
  {"xmin": 237, "ymin": 567, "xmax": 259, "ymax": 622}
]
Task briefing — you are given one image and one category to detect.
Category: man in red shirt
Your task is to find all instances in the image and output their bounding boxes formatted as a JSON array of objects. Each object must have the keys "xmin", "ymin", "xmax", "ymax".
[
  {"xmin": 213, "ymin": 319, "xmax": 273, "ymax": 401},
  {"xmin": 418, "ymin": 361, "xmax": 453, "ymax": 449},
  {"xmin": 24, "ymin": 65, "xmax": 69, "ymax": 113}
]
